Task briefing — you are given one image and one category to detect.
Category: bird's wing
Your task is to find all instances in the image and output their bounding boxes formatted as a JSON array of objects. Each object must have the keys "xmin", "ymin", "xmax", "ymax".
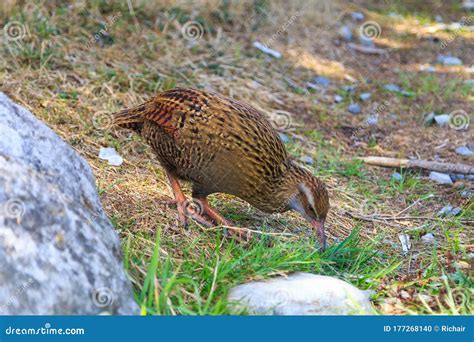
[{"xmin": 144, "ymin": 88, "xmax": 211, "ymax": 139}]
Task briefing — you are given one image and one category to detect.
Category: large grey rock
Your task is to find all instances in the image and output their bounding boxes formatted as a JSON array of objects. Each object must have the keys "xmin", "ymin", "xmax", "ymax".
[
  {"xmin": 0, "ymin": 93, "xmax": 138, "ymax": 315},
  {"xmin": 228, "ymin": 273, "xmax": 374, "ymax": 315}
]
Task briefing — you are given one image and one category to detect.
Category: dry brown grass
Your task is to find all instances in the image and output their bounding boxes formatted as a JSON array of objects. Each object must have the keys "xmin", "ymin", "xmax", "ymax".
[{"xmin": 1, "ymin": 0, "xmax": 472, "ymax": 314}]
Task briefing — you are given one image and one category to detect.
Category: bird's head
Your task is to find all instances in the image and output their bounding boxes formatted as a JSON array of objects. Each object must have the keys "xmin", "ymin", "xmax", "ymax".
[{"xmin": 284, "ymin": 164, "xmax": 330, "ymax": 250}]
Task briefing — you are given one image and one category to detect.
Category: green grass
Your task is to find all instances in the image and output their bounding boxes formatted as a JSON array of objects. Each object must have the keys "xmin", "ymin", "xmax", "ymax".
[
  {"xmin": 2, "ymin": 0, "xmax": 472, "ymax": 316},
  {"xmin": 123, "ymin": 228, "xmax": 399, "ymax": 315}
]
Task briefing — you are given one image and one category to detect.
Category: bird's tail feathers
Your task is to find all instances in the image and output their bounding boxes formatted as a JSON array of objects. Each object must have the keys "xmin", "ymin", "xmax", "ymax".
[{"xmin": 109, "ymin": 102, "xmax": 148, "ymax": 131}]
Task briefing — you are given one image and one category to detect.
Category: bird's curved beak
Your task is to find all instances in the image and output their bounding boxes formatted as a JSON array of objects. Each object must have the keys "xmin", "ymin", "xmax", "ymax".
[{"xmin": 311, "ymin": 219, "xmax": 326, "ymax": 250}]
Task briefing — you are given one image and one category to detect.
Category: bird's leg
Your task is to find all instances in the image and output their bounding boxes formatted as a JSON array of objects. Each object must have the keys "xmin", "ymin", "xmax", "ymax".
[
  {"xmin": 194, "ymin": 196, "xmax": 251, "ymax": 243},
  {"xmin": 165, "ymin": 172, "xmax": 213, "ymax": 227}
]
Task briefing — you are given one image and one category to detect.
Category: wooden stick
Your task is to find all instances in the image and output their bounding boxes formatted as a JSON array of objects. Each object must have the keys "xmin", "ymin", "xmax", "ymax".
[
  {"xmin": 347, "ymin": 43, "xmax": 387, "ymax": 55},
  {"xmin": 360, "ymin": 156, "xmax": 474, "ymax": 174}
]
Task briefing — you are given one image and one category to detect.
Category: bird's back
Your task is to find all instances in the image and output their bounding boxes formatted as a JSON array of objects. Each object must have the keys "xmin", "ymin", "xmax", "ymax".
[{"xmin": 113, "ymin": 88, "xmax": 290, "ymax": 210}]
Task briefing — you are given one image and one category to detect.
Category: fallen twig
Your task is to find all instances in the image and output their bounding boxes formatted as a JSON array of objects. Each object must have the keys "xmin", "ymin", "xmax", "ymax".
[
  {"xmin": 359, "ymin": 156, "xmax": 474, "ymax": 174},
  {"xmin": 347, "ymin": 43, "xmax": 387, "ymax": 55}
]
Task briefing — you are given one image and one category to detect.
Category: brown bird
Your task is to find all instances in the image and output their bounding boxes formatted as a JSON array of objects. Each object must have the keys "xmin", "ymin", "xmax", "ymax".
[{"xmin": 111, "ymin": 88, "xmax": 330, "ymax": 248}]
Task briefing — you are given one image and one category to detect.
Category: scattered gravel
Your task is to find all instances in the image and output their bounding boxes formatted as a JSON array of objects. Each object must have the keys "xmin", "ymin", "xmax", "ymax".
[
  {"xmin": 433, "ymin": 114, "xmax": 450, "ymax": 126},
  {"xmin": 437, "ymin": 205, "xmax": 462, "ymax": 217},
  {"xmin": 450, "ymin": 174, "xmax": 465, "ymax": 182},
  {"xmin": 351, "ymin": 11, "xmax": 365, "ymax": 21},
  {"xmin": 455, "ymin": 146, "xmax": 473, "ymax": 156},
  {"xmin": 334, "ymin": 95, "xmax": 343, "ymax": 103},
  {"xmin": 391, "ymin": 172, "xmax": 403, "ymax": 182},
  {"xmin": 339, "ymin": 25, "xmax": 353, "ymax": 41},
  {"xmin": 429, "ymin": 171, "xmax": 453, "ymax": 185},
  {"xmin": 421, "ymin": 233, "xmax": 435, "ymax": 245},
  {"xmin": 384, "ymin": 83, "xmax": 401, "ymax": 92},
  {"xmin": 300, "ymin": 155, "xmax": 314, "ymax": 165},
  {"xmin": 342, "ymin": 85, "xmax": 357, "ymax": 92},
  {"xmin": 366, "ymin": 115, "xmax": 378, "ymax": 126},
  {"xmin": 252, "ymin": 41, "xmax": 281, "ymax": 58},
  {"xmin": 359, "ymin": 92, "xmax": 372, "ymax": 101},
  {"xmin": 423, "ymin": 112, "xmax": 436, "ymax": 125},
  {"xmin": 436, "ymin": 55, "xmax": 463, "ymax": 65},
  {"xmin": 398, "ymin": 234, "xmax": 411, "ymax": 255},
  {"xmin": 312, "ymin": 76, "xmax": 331, "ymax": 87},
  {"xmin": 99, "ymin": 147, "xmax": 123, "ymax": 166},
  {"xmin": 348, "ymin": 103, "xmax": 361, "ymax": 114},
  {"xmin": 278, "ymin": 132, "xmax": 289, "ymax": 144}
]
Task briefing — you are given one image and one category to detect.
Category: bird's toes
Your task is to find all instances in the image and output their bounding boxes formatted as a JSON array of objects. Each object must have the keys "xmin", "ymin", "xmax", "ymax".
[
  {"xmin": 191, "ymin": 213, "xmax": 215, "ymax": 227},
  {"xmin": 224, "ymin": 226, "xmax": 252, "ymax": 244}
]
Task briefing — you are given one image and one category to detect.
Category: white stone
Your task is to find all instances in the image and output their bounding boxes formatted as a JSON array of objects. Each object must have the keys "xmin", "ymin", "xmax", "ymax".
[
  {"xmin": 99, "ymin": 147, "xmax": 123, "ymax": 166},
  {"xmin": 228, "ymin": 273, "xmax": 375, "ymax": 315},
  {"xmin": 252, "ymin": 41, "xmax": 281, "ymax": 59},
  {"xmin": 398, "ymin": 234, "xmax": 411, "ymax": 255},
  {"xmin": 429, "ymin": 171, "xmax": 453, "ymax": 185},
  {"xmin": 421, "ymin": 233, "xmax": 435, "ymax": 245}
]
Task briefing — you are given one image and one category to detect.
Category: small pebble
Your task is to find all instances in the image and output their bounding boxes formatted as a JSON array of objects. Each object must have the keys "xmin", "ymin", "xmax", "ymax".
[
  {"xmin": 359, "ymin": 36, "xmax": 374, "ymax": 47},
  {"xmin": 450, "ymin": 174, "xmax": 465, "ymax": 182},
  {"xmin": 421, "ymin": 233, "xmax": 435, "ymax": 245},
  {"xmin": 437, "ymin": 55, "xmax": 463, "ymax": 66},
  {"xmin": 460, "ymin": 189, "xmax": 474, "ymax": 198},
  {"xmin": 420, "ymin": 65, "xmax": 436, "ymax": 72},
  {"xmin": 391, "ymin": 172, "xmax": 403, "ymax": 182},
  {"xmin": 351, "ymin": 11, "xmax": 365, "ymax": 21},
  {"xmin": 437, "ymin": 205, "xmax": 462, "ymax": 217},
  {"xmin": 467, "ymin": 174, "xmax": 474, "ymax": 181},
  {"xmin": 433, "ymin": 114, "xmax": 450, "ymax": 126},
  {"xmin": 339, "ymin": 25, "xmax": 353, "ymax": 41},
  {"xmin": 400, "ymin": 290, "xmax": 410, "ymax": 300},
  {"xmin": 278, "ymin": 132, "xmax": 289, "ymax": 144},
  {"xmin": 434, "ymin": 15, "xmax": 443, "ymax": 23},
  {"xmin": 423, "ymin": 112, "xmax": 435, "ymax": 125},
  {"xmin": 398, "ymin": 234, "xmax": 411, "ymax": 255},
  {"xmin": 348, "ymin": 103, "xmax": 361, "ymax": 114},
  {"xmin": 463, "ymin": 0, "xmax": 474, "ymax": 10},
  {"xmin": 366, "ymin": 115, "xmax": 378, "ymax": 126},
  {"xmin": 467, "ymin": 143, "xmax": 474, "ymax": 150},
  {"xmin": 300, "ymin": 155, "xmax": 314, "ymax": 165},
  {"xmin": 455, "ymin": 146, "xmax": 473, "ymax": 156},
  {"xmin": 334, "ymin": 95, "xmax": 343, "ymax": 103},
  {"xmin": 359, "ymin": 92, "xmax": 372, "ymax": 101},
  {"xmin": 98, "ymin": 147, "xmax": 123, "ymax": 166},
  {"xmin": 342, "ymin": 85, "xmax": 357, "ymax": 92},
  {"xmin": 400, "ymin": 90, "xmax": 415, "ymax": 97},
  {"xmin": 384, "ymin": 84, "xmax": 401, "ymax": 92},
  {"xmin": 429, "ymin": 171, "xmax": 453, "ymax": 185},
  {"xmin": 312, "ymin": 76, "xmax": 331, "ymax": 87},
  {"xmin": 252, "ymin": 41, "xmax": 281, "ymax": 58}
]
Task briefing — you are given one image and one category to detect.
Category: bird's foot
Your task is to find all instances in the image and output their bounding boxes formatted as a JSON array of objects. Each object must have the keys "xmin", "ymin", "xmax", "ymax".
[
  {"xmin": 195, "ymin": 197, "xmax": 252, "ymax": 243},
  {"xmin": 223, "ymin": 225, "xmax": 252, "ymax": 244}
]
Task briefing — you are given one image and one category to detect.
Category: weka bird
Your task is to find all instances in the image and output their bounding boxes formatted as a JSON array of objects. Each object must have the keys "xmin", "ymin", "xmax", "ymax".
[{"xmin": 111, "ymin": 88, "xmax": 330, "ymax": 248}]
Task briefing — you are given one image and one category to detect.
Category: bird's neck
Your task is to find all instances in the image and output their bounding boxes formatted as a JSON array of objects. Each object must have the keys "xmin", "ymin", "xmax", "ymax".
[{"xmin": 270, "ymin": 161, "xmax": 312, "ymax": 212}]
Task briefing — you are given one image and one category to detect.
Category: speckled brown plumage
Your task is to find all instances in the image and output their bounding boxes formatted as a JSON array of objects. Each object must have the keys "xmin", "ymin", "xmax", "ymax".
[{"xmin": 112, "ymin": 88, "xmax": 330, "ymax": 248}]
